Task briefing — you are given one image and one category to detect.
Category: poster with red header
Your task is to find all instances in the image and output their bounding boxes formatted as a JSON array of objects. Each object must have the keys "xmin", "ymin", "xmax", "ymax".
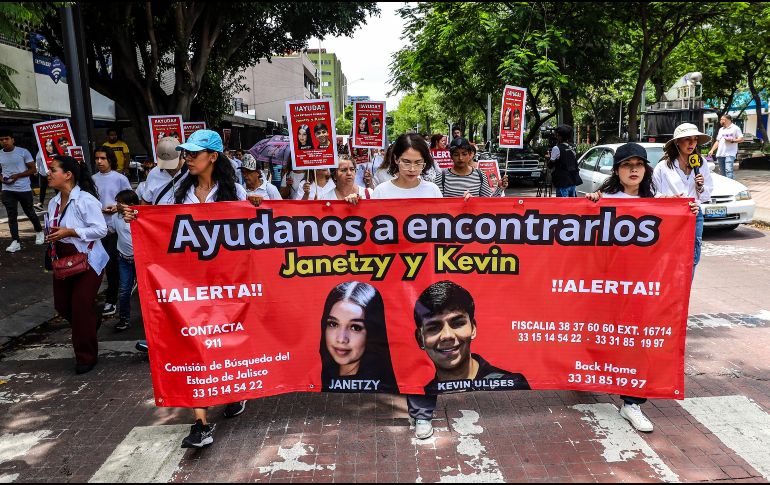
[
  {"xmin": 131, "ymin": 198, "xmax": 694, "ymax": 408},
  {"xmin": 32, "ymin": 119, "xmax": 75, "ymax": 167},
  {"xmin": 352, "ymin": 101, "xmax": 386, "ymax": 149},
  {"xmin": 148, "ymin": 115, "xmax": 183, "ymax": 163},
  {"xmin": 286, "ymin": 100, "xmax": 338, "ymax": 170},
  {"xmin": 431, "ymin": 149, "xmax": 453, "ymax": 169},
  {"xmin": 499, "ymin": 85, "xmax": 527, "ymax": 149},
  {"xmin": 66, "ymin": 146, "xmax": 85, "ymax": 164},
  {"xmin": 183, "ymin": 122, "xmax": 207, "ymax": 142},
  {"xmin": 477, "ymin": 159, "xmax": 502, "ymax": 193}
]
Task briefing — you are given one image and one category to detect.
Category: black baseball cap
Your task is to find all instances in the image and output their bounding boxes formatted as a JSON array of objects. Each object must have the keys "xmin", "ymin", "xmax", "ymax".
[{"xmin": 613, "ymin": 143, "xmax": 649, "ymax": 167}]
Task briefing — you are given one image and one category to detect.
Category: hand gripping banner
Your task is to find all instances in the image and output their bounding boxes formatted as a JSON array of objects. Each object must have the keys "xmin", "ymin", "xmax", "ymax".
[{"xmin": 131, "ymin": 198, "xmax": 694, "ymax": 407}]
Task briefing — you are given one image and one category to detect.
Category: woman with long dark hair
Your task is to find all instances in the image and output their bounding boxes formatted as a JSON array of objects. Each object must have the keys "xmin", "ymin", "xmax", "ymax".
[
  {"xmin": 45, "ymin": 155, "xmax": 107, "ymax": 375},
  {"xmin": 297, "ymin": 124, "xmax": 314, "ymax": 150},
  {"xmin": 319, "ymin": 281, "xmax": 397, "ymax": 392}
]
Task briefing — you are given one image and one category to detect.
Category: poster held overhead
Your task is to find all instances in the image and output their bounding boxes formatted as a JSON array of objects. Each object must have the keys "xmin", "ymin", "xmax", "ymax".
[
  {"xmin": 66, "ymin": 146, "xmax": 85, "ymax": 164},
  {"xmin": 148, "ymin": 115, "xmax": 183, "ymax": 163},
  {"xmin": 183, "ymin": 122, "xmax": 207, "ymax": 142},
  {"xmin": 352, "ymin": 101, "xmax": 387, "ymax": 149},
  {"xmin": 32, "ymin": 119, "xmax": 76, "ymax": 167},
  {"xmin": 286, "ymin": 99, "xmax": 338, "ymax": 170},
  {"xmin": 499, "ymin": 86, "xmax": 527, "ymax": 149}
]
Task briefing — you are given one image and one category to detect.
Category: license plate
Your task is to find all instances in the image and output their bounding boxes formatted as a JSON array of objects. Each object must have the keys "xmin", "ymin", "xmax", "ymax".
[
  {"xmin": 531, "ymin": 171, "xmax": 541, "ymax": 178},
  {"xmin": 705, "ymin": 206, "xmax": 727, "ymax": 218}
]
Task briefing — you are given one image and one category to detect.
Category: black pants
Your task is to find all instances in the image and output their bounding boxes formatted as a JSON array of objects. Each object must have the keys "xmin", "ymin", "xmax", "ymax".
[
  {"xmin": 1, "ymin": 190, "xmax": 43, "ymax": 241},
  {"xmin": 621, "ymin": 395, "xmax": 647, "ymax": 405},
  {"xmin": 38, "ymin": 175, "xmax": 49, "ymax": 205},
  {"xmin": 103, "ymin": 233, "xmax": 119, "ymax": 305}
]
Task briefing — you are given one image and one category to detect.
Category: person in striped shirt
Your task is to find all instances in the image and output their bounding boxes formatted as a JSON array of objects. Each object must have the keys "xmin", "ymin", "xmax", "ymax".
[{"xmin": 438, "ymin": 137, "xmax": 507, "ymax": 198}]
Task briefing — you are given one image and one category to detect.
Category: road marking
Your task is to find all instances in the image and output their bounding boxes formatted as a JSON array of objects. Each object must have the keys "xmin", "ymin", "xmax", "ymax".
[
  {"xmin": 688, "ymin": 310, "xmax": 770, "ymax": 329},
  {"xmin": 701, "ymin": 242, "xmax": 765, "ymax": 258},
  {"xmin": 679, "ymin": 396, "xmax": 770, "ymax": 480},
  {"xmin": 89, "ymin": 425, "xmax": 189, "ymax": 483},
  {"xmin": 0, "ymin": 474, "xmax": 19, "ymax": 483},
  {"xmin": 572, "ymin": 403, "xmax": 679, "ymax": 482},
  {"xmin": 439, "ymin": 410, "xmax": 504, "ymax": 483},
  {"xmin": 3, "ymin": 341, "xmax": 141, "ymax": 361},
  {"xmin": 256, "ymin": 442, "xmax": 335, "ymax": 475}
]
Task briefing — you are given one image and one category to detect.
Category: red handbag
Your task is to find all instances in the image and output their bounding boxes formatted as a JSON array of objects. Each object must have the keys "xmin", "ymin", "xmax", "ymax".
[{"xmin": 50, "ymin": 201, "xmax": 94, "ymax": 280}]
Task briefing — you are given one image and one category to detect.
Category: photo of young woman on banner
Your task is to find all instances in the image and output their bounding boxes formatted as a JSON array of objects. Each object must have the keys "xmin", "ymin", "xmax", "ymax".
[
  {"xmin": 286, "ymin": 100, "xmax": 338, "ymax": 170},
  {"xmin": 352, "ymin": 101, "xmax": 386, "ymax": 149},
  {"xmin": 499, "ymin": 85, "xmax": 527, "ymax": 149},
  {"xmin": 32, "ymin": 119, "xmax": 76, "ymax": 167}
]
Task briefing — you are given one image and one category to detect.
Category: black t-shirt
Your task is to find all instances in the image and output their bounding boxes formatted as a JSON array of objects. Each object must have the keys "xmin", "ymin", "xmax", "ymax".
[{"xmin": 424, "ymin": 353, "xmax": 531, "ymax": 393}]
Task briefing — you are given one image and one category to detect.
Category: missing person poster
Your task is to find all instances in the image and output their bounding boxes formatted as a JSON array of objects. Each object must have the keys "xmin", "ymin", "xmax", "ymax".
[
  {"xmin": 66, "ymin": 146, "xmax": 85, "ymax": 164},
  {"xmin": 286, "ymin": 100, "xmax": 338, "ymax": 170},
  {"xmin": 499, "ymin": 85, "xmax": 527, "ymax": 149},
  {"xmin": 148, "ymin": 115, "xmax": 183, "ymax": 163},
  {"xmin": 431, "ymin": 150, "xmax": 453, "ymax": 169},
  {"xmin": 32, "ymin": 119, "xmax": 75, "ymax": 167},
  {"xmin": 132, "ymin": 198, "xmax": 694, "ymax": 407},
  {"xmin": 352, "ymin": 101, "xmax": 386, "ymax": 149},
  {"xmin": 183, "ymin": 122, "xmax": 207, "ymax": 142},
  {"xmin": 477, "ymin": 160, "xmax": 502, "ymax": 193}
]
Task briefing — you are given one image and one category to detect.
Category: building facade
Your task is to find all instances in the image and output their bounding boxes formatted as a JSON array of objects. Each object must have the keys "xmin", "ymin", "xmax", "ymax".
[{"xmin": 306, "ymin": 49, "xmax": 347, "ymax": 117}]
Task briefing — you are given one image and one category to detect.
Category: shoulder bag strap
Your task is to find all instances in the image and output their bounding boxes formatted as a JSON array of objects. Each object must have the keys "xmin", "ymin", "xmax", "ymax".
[{"xmin": 154, "ymin": 164, "xmax": 188, "ymax": 205}]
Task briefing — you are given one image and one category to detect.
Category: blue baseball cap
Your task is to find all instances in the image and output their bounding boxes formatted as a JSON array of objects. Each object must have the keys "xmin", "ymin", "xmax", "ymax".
[{"xmin": 176, "ymin": 129, "xmax": 224, "ymax": 152}]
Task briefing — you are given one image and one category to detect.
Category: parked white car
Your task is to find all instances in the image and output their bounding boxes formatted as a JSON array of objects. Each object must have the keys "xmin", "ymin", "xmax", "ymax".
[{"xmin": 576, "ymin": 143, "xmax": 755, "ymax": 230}]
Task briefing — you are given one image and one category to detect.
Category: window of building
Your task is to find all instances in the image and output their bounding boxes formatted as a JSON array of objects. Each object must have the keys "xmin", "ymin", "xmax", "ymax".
[
  {"xmin": 322, "ymin": 81, "xmax": 331, "ymax": 87},
  {"xmin": 321, "ymin": 71, "xmax": 332, "ymax": 76}
]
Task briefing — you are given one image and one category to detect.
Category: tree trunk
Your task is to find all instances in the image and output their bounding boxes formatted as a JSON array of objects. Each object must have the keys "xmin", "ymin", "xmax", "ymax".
[
  {"xmin": 559, "ymin": 86, "xmax": 574, "ymax": 127},
  {"xmin": 626, "ymin": 77, "xmax": 647, "ymax": 142},
  {"xmin": 747, "ymin": 68, "xmax": 768, "ymax": 144}
]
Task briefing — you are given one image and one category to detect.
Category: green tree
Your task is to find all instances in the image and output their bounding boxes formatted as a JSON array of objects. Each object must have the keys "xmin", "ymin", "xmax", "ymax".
[
  {"xmin": 39, "ymin": 2, "xmax": 377, "ymax": 152},
  {"xmin": 335, "ymin": 103, "xmax": 354, "ymax": 137},
  {"xmin": 0, "ymin": 3, "xmax": 61, "ymax": 108}
]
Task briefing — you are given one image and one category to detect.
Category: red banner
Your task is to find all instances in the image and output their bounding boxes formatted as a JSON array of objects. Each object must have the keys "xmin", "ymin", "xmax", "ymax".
[
  {"xmin": 32, "ymin": 119, "xmax": 75, "ymax": 167},
  {"xmin": 287, "ymin": 100, "xmax": 338, "ymax": 170},
  {"xmin": 183, "ymin": 122, "xmax": 207, "ymax": 142},
  {"xmin": 477, "ymin": 159, "xmax": 501, "ymax": 193},
  {"xmin": 431, "ymin": 149, "xmax": 453, "ymax": 169},
  {"xmin": 131, "ymin": 198, "xmax": 694, "ymax": 407},
  {"xmin": 499, "ymin": 85, "xmax": 526, "ymax": 149},
  {"xmin": 352, "ymin": 101, "xmax": 386, "ymax": 149},
  {"xmin": 148, "ymin": 115, "xmax": 183, "ymax": 163}
]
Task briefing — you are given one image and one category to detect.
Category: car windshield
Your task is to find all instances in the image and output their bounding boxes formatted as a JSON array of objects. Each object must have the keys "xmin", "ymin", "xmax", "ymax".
[{"xmin": 645, "ymin": 148, "xmax": 664, "ymax": 167}]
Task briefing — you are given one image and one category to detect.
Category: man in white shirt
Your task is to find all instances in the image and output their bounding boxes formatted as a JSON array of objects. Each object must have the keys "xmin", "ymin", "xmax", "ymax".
[
  {"xmin": 707, "ymin": 114, "xmax": 744, "ymax": 179},
  {"xmin": 141, "ymin": 137, "xmax": 187, "ymax": 205},
  {"xmin": 0, "ymin": 129, "xmax": 44, "ymax": 252},
  {"xmin": 239, "ymin": 153, "xmax": 281, "ymax": 201}
]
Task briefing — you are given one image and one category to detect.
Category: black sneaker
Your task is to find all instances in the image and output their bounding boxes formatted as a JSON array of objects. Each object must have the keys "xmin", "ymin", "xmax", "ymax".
[
  {"xmin": 181, "ymin": 419, "xmax": 215, "ymax": 448},
  {"xmin": 102, "ymin": 303, "xmax": 117, "ymax": 317},
  {"xmin": 223, "ymin": 400, "xmax": 247, "ymax": 418},
  {"xmin": 135, "ymin": 340, "xmax": 148, "ymax": 352},
  {"xmin": 114, "ymin": 319, "xmax": 130, "ymax": 332}
]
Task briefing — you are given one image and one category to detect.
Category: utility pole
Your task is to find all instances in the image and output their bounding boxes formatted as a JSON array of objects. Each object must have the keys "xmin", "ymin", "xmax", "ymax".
[
  {"xmin": 60, "ymin": 4, "xmax": 95, "ymax": 169},
  {"xmin": 486, "ymin": 93, "xmax": 492, "ymax": 149}
]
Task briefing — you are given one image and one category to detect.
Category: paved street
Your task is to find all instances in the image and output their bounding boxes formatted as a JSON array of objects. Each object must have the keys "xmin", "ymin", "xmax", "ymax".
[{"xmin": 1, "ymin": 179, "xmax": 769, "ymax": 483}]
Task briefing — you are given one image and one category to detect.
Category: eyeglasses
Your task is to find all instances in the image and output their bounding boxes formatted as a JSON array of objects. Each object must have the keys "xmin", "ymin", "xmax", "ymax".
[
  {"xmin": 398, "ymin": 158, "xmax": 425, "ymax": 169},
  {"xmin": 183, "ymin": 150, "xmax": 204, "ymax": 158}
]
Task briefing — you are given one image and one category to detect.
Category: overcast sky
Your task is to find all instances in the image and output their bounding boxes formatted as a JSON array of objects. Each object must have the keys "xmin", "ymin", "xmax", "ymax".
[{"xmin": 310, "ymin": 2, "xmax": 410, "ymax": 110}]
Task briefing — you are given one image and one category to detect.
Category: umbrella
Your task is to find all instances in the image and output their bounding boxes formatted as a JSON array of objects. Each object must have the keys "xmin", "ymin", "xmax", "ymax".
[{"xmin": 249, "ymin": 135, "xmax": 291, "ymax": 166}]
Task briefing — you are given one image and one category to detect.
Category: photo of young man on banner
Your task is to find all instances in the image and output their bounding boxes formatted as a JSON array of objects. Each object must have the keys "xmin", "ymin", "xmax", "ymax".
[
  {"xmin": 287, "ymin": 100, "xmax": 338, "ymax": 170},
  {"xmin": 352, "ymin": 101, "xmax": 387, "ymax": 149},
  {"xmin": 32, "ymin": 119, "xmax": 76, "ymax": 167},
  {"xmin": 147, "ymin": 115, "xmax": 183, "ymax": 163},
  {"xmin": 499, "ymin": 85, "xmax": 527, "ymax": 149}
]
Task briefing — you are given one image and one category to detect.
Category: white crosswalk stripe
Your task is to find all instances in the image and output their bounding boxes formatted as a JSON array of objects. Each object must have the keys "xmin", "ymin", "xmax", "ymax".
[
  {"xmin": 679, "ymin": 396, "xmax": 770, "ymax": 481},
  {"xmin": 89, "ymin": 425, "xmax": 190, "ymax": 483}
]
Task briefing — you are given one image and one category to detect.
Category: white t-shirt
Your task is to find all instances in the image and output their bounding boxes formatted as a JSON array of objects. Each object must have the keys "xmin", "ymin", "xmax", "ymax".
[
  {"xmin": 716, "ymin": 124, "xmax": 743, "ymax": 157},
  {"xmin": 142, "ymin": 166, "xmax": 188, "ymax": 205},
  {"xmin": 372, "ymin": 180, "xmax": 442, "ymax": 199},
  {"xmin": 652, "ymin": 158, "xmax": 713, "ymax": 205},
  {"xmin": 112, "ymin": 212, "xmax": 134, "ymax": 257},
  {"xmin": 602, "ymin": 191, "xmax": 639, "ymax": 199},
  {"xmin": 92, "ymin": 171, "xmax": 132, "ymax": 227},
  {"xmin": 0, "ymin": 147, "xmax": 34, "ymax": 192},
  {"xmin": 245, "ymin": 181, "xmax": 282, "ymax": 200},
  {"xmin": 550, "ymin": 145, "xmax": 561, "ymax": 160},
  {"xmin": 181, "ymin": 183, "xmax": 248, "ymax": 204},
  {"xmin": 321, "ymin": 185, "xmax": 371, "ymax": 200}
]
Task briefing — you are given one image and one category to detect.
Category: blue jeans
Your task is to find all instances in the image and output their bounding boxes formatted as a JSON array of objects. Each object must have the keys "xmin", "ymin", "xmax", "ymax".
[
  {"xmin": 555, "ymin": 186, "xmax": 577, "ymax": 197},
  {"xmin": 693, "ymin": 209, "xmax": 704, "ymax": 279},
  {"xmin": 717, "ymin": 156, "xmax": 735, "ymax": 179},
  {"xmin": 118, "ymin": 254, "xmax": 136, "ymax": 322},
  {"xmin": 407, "ymin": 394, "xmax": 437, "ymax": 420}
]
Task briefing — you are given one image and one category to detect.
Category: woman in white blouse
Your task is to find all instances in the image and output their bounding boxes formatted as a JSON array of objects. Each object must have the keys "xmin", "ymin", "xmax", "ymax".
[
  {"xmin": 323, "ymin": 155, "xmax": 372, "ymax": 201},
  {"xmin": 652, "ymin": 123, "xmax": 713, "ymax": 274},
  {"xmin": 45, "ymin": 156, "xmax": 108, "ymax": 375}
]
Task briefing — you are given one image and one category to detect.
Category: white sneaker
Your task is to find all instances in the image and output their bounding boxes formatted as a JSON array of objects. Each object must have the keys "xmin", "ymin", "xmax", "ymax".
[
  {"xmin": 620, "ymin": 403, "xmax": 654, "ymax": 432},
  {"xmin": 5, "ymin": 240, "xmax": 21, "ymax": 253},
  {"xmin": 412, "ymin": 418, "xmax": 433, "ymax": 439},
  {"xmin": 35, "ymin": 231, "xmax": 45, "ymax": 245},
  {"xmin": 33, "ymin": 203, "xmax": 44, "ymax": 211}
]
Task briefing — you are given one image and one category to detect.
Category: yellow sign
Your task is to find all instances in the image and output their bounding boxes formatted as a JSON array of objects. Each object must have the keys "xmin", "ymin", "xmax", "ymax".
[{"xmin": 688, "ymin": 154, "xmax": 701, "ymax": 169}]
